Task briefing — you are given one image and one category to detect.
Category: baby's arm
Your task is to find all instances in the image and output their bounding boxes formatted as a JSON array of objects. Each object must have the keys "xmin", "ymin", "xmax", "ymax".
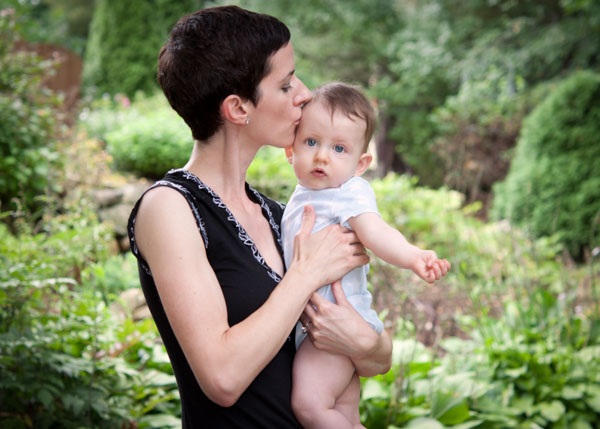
[{"xmin": 348, "ymin": 213, "xmax": 450, "ymax": 283}]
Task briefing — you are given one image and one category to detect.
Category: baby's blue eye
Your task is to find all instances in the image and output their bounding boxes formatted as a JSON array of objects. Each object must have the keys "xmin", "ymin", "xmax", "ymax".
[
  {"xmin": 334, "ymin": 145, "xmax": 345, "ymax": 153},
  {"xmin": 306, "ymin": 138, "xmax": 317, "ymax": 147}
]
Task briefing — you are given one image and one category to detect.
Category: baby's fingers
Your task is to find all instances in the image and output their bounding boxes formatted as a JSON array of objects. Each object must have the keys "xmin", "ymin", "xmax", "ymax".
[{"xmin": 439, "ymin": 259, "xmax": 451, "ymax": 276}]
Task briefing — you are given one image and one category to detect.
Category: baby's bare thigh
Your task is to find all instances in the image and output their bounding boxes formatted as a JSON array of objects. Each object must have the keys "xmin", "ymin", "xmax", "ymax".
[{"xmin": 293, "ymin": 339, "xmax": 356, "ymax": 402}]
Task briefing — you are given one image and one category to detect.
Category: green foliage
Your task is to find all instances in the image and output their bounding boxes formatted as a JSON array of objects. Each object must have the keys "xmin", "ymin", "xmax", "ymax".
[
  {"xmin": 0, "ymin": 10, "xmax": 62, "ymax": 216},
  {"xmin": 79, "ymin": 93, "xmax": 193, "ymax": 179},
  {"xmin": 466, "ymin": 289, "xmax": 600, "ymax": 428},
  {"xmin": 492, "ymin": 70, "xmax": 600, "ymax": 258},
  {"xmin": 0, "ymin": 201, "xmax": 181, "ymax": 428},
  {"xmin": 83, "ymin": 0, "xmax": 202, "ymax": 96},
  {"xmin": 0, "ymin": 205, "xmax": 127, "ymax": 428},
  {"xmin": 360, "ymin": 289, "xmax": 600, "ymax": 428}
]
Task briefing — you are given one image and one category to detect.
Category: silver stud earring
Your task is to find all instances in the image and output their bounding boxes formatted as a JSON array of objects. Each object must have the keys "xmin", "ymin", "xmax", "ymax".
[{"xmin": 245, "ymin": 119, "xmax": 250, "ymax": 125}]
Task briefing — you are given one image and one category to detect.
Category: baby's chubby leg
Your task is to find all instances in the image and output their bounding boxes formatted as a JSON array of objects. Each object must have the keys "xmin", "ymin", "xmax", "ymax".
[
  {"xmin": 291, "ymin": 338, "xmax": 359, "ymax": 429},
  {"xmin": 335, "ymin": 372, "xmax": 365, "ymax": 429}
]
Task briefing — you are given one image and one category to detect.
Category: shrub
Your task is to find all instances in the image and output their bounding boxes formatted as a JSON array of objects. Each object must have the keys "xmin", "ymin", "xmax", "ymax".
[
  {"xmin": 492, "ymin": 70, "xmax": 600, "ymax": 259},
  {"xmin": 0, "ymin": 10, "xmax": 62, "ymax": 217},
  {"xmin": 80, "ymin": 93, "xmax": 193, "ymax": 179},
  {"xmin": 0, "ymin": 201, "xmax": 181, "ymax": 428},
  {"xmin": 0, "ymin": 205, "xmax": 131, "ymax": 428}
]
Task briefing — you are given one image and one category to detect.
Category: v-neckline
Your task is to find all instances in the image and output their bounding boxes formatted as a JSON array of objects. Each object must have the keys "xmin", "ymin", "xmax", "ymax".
[{"xmin": 172, "ymin": 168, "xmax": 284, "ymax": 283}]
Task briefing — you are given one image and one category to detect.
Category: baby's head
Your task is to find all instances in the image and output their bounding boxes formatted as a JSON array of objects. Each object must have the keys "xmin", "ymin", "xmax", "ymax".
[{"xmin": 286, "ymin": 82, "xmax": 376, "ymax": 190}]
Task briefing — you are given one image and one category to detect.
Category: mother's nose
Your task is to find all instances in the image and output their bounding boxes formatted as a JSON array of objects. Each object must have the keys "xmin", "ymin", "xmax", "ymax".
[{"xmin": 293, "ymin": 78, "xmax": 312, "ymax": 106}]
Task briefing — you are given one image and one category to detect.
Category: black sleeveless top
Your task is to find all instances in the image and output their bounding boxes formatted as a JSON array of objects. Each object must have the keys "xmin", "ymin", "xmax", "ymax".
[{"xmin": 127, "ymin": 169, "xmax": 301, "ymax": 428}]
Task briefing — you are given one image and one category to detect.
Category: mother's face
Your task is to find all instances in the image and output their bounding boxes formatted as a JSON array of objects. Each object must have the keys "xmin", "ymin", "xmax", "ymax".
[{"xmin": 245, "ymin": 43, "xmax": 311, "ymax": 148}]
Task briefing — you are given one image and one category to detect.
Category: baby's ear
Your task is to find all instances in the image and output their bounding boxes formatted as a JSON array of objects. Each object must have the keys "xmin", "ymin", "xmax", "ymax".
[
  {"xmin": 285, "ymin": 147, "xmax": 293, "ymax": 164},
  {"xmin": 354, "ymin": 152, "xmax": 372, "ymax": 177}
]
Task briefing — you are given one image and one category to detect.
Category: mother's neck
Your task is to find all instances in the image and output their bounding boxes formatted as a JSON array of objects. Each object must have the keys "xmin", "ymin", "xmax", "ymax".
[{"xmin": 183, "ymin": 129, "xmax": 259, "ymax": 202}]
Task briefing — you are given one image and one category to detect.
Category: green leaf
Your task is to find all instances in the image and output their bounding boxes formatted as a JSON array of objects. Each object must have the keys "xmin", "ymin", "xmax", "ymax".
[
  {"xmin": 561, "ymin": 385, "xmax": 583, "ymax": 400},
  {"xmin": 511, "ymin": 395, "xmax": 534, "ymax": 416},
  {"xmin": 405, "ymin": 417, "xmax": 445, "ymax": 429},
  {"xmin": 438, "ymin": 400, "xmax": 470, "ymax": 425},
  {"xmin": 361, "ymin": 378, "xmax": 389, "ymax": 400},
  {"xmin": 585, "ymin": 393, "xmax": 600, "ymax": 412},
  {"xmin": 538, "ymin": 400, "xmax": 565, "ymax": 422},
  {"xmin": 37, "ymin": 388, "xmax": 53, "ymax": 408},
  {"xmin": 451, "ymin": 421, "xmax": 484, "ymax": 429},
  {"xmin": 504, "ymin": 366, "xmax": 527, "ymax": 378},
  {"xmin": 138, "ymin": 413, "xmax": 181, "ymax": 428},
  {"xmin": 144, "ymin": 370, "xmax": 176, "ymax": 387},
  {"xmin": 571, "ymin": 418, "xmax": 594, "ymax": 429},
  {"xmin": 431, "ymin": 390, "xmax": 468, "ymax": 423}
]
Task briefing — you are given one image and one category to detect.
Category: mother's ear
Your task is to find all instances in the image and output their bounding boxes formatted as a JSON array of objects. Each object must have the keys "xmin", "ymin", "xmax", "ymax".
[{"xmin": 221, "ymin": 94, "xmax": 251, "ymax": 125}]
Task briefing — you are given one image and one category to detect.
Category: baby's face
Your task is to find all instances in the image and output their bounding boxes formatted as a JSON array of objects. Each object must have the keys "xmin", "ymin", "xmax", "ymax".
[{"xmin": 288, "ymin": 101, "xmax": 369, "ymax": 190}]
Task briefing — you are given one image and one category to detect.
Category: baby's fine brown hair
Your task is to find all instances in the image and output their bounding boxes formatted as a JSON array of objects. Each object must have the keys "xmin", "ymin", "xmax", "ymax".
[{"xmin": 311, "ymin": 82, "xmax": 376, "ymax": 151}]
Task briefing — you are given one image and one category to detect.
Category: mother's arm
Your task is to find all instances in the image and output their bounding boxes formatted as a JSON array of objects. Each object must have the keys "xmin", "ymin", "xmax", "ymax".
[
  {"xmin": 134, "ymin": 189, "xmax": 367, "ymax": 407},
  {"xmin": 302, "ymin": 281, "xmax": 393, "ymax": 377}
]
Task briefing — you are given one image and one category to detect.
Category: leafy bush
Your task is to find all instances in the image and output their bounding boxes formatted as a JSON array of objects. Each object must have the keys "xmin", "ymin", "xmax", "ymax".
[
  {"xmin": 80, "ymin": 93, "xmax": 193, "ymax": 179},
  {"xmin": 492, "ymin": 70, "xmax": 600, "ymax": 259},
  {"xmin": 0, "ymin": 199, "xmax": 181, "ymax": 428},
  {"xmin": 0, "ymin": 205, "xmax": 128, "ymax": 428},
  {"xmin": 0, "ymin": 10, "xmax": 61, "ymax": 216}
]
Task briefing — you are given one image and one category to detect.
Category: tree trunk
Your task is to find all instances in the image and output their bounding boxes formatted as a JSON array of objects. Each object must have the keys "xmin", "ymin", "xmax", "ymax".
[{"xmin": 374, "ymin": 113, "xmax": 410, "ymax": 178}]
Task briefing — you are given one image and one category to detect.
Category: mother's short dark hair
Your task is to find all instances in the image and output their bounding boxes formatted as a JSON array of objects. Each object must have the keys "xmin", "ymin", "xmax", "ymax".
[{"xmin": 158, "ymin": 6, "xmax": 291, "ymax": 141}]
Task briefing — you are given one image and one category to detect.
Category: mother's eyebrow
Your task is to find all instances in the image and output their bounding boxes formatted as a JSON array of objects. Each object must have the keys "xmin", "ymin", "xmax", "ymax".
[{"xmin": 279, "ymin": 69, "xmax": 295, "ymax": 83}]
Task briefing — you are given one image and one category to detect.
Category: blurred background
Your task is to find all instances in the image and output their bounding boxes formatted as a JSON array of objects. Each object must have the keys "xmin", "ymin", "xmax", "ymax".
[{"xmin": 1, "ymin": 1, "xmax": 599, "ymax": 428}]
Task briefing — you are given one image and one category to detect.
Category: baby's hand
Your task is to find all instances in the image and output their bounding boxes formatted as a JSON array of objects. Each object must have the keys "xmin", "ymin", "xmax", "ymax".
[{"xmin": 412, "ymin": 250, "xmax": 450, "ymax": 283}]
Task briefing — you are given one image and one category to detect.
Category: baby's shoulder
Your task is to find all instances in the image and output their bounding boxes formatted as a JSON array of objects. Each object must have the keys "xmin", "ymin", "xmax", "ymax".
[{"xmin": 340, "ymin": 176, "xmax": 373, "ymax": 195}]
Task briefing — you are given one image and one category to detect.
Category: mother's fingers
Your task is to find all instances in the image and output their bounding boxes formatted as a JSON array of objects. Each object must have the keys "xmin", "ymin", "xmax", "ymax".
[
  {"xmin": 340, "ymin": 228, "xmax": 362, "ymax": 245},
  {"xmin": 297, "ymin": 205, "xmax": 316, "ymax": 237}
]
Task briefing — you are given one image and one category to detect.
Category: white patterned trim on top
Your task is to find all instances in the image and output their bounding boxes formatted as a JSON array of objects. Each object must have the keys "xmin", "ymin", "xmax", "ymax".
[{"xmin": 172, "ymin": 169, "xmax": 282, "ymax": 283}]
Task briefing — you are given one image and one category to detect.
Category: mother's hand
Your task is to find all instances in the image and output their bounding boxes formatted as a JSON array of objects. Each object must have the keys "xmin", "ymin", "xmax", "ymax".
[
  {"xmin": 291, "ymin": 205, "xmax": 369, "ymax": 288},
  {"xmin": 301, "ymin": 280, "xmax": 392, "ymax": 377}
]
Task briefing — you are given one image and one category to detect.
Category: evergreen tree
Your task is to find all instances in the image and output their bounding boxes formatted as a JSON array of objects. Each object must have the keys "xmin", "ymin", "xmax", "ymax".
[
  {"xmin": 492, "ymin": 71, "xmax": 600, "ymax": 259},
  {"xmin": 83, "ymin": 0, "xmax": 202, "ymax": 96}
]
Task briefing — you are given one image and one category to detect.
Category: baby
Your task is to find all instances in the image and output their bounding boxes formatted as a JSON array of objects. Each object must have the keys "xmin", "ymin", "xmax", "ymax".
[{"xmin": 281, "ymin": 82, "xmax": 450, "ymax": 429}]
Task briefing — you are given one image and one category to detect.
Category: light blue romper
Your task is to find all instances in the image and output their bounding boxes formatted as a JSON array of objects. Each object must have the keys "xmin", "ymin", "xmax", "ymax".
[{"xmin": 281, "ymin": 176, "xmax": 385, "ymax": 349}]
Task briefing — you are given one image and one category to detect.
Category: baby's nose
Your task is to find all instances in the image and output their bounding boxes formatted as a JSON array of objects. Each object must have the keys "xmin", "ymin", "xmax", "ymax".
[{"xmin": 314, "ymin": 147, "xmax": 328, "ymax": 163}]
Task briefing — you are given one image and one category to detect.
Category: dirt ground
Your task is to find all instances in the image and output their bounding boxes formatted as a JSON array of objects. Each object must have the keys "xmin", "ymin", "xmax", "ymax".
[{"xmin": 370, "ymin": 264, "xmax": 491, "ymax": 348}]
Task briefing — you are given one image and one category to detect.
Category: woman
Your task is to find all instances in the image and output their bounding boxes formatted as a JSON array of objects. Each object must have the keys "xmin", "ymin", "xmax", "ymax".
[{"xmin": 127, "ymin": 6, "xmax": 392, "ymax": 428}]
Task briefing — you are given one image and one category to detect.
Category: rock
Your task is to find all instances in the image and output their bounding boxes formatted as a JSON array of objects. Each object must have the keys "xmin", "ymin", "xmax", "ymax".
[
  {"xmin": 98, "ymin": 203, "xmax": 134, "ymax": 237},
  {"xmin": 121, "ymin": 182, "xmax": 150, "ymax": 204},
  {"xmin": 95, "ymin": 188, "xmax": 124, "ymax": 208},
  {"xmin": 110, "ymin": 287, "xmax": 150, "ymax": 321}
]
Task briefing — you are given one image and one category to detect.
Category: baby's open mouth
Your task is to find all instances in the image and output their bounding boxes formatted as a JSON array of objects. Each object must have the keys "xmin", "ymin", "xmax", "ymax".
[{"xmin": 311, "ymin": 168, "xmax": 326, "ymax": 177}]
